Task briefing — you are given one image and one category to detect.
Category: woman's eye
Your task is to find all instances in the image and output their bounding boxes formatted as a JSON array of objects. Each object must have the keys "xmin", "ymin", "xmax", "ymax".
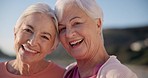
[
  {"xmin": 41, "ymin": 36, "xmax": 49, "ymax": 40},
  {"xmin": 73, "ymin": 22, "xmax": 82, "ymax": 26},
  {"xmin": 24, "ymin": 28, "xmax": 33, "ymax": 33},
  {"xmin": 59, "ymin": 27, "xmax": 66, "ymax": 33}
]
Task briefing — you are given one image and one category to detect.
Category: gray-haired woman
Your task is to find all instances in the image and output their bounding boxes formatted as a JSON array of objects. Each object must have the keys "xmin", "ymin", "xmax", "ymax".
[
  {"xmin": 0, "ymin": 3, "xmax": 65, "ymax": 78},
  {"xmin": 55, "ymin": 0, "xmax": 137, "ymax": 78}
]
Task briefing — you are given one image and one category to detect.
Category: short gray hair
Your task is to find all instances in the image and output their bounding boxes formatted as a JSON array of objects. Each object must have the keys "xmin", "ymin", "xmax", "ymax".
[
  {"xmin": 55, "ymin": 0, "xmax": 104, "ymax": 42},
  {"xmin": 55, "ymin": 0, "xmax": 103, "ymax": 22},
  {"xmin": 14, "ymin": 2, "xmax": 59, "ymax": 50}
]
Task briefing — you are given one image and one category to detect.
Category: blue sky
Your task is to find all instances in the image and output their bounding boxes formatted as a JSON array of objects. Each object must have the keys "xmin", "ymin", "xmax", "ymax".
[{"xmin": 0, "ymin": 0, "xmax": 148, "ymax": 56}]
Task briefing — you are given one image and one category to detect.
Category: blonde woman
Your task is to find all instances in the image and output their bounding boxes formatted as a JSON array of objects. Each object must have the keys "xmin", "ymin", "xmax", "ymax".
[{"xmin": 0, "ymin": 3, "xmax": 65, "ymax": 78}]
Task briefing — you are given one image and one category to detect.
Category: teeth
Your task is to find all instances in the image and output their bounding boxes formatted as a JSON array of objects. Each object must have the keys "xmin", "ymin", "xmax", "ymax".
[
  {"xmin": 23, "ymin": 46, "xmax": 37, "ymax": 53},
  {"xmin": 70, "ymin": 39, "xmax": 82, "ymax": 45}
]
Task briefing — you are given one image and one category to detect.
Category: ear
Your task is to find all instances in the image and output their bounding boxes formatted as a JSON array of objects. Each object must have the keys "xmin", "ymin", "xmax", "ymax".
[
  {"xmin": 96, "ymin": 18, "xmax": 102, "ymax": 34},
  {"xmin": 97, "ymin": 18, "xmax": 102, "ymax": 27}
]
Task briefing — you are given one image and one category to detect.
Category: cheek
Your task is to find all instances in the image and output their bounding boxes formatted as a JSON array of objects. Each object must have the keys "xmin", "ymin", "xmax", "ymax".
[
  {"xmin": 41, "ymin": 47, "xmax": 52, "ymax": 56},
  {"xmin": 14, "ymin": 33, "xmax": 26, "ymax": 51},
  {"xmin": 15, "ymin": 34, "xmax": 24, "ymax": 44},
  {"xmin": 59, "ymin": 35, "xmax": 68, "ymax": 49},
  {"xmin": 59, "ymin": 34, "xmax": 65, "ymax": 43},
  {"xmin": 42, "ymin": 42, "xmax": 53, "ymax": 52}
]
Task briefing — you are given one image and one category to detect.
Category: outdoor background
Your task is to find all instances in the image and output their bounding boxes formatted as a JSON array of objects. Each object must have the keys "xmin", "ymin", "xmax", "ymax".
[{"xmin": 0, "ymin": 0, "xmax": 148, "ymax": 78}]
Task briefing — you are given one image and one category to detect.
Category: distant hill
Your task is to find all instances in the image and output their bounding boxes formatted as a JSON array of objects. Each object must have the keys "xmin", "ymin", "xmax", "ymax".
[
  {"xmin": 0, "ymin": 48, "xmax": 14, "ymax": 60},
  {"xmin": 103, "ymin": 26, "xmax": 148, "ymax": 65}
]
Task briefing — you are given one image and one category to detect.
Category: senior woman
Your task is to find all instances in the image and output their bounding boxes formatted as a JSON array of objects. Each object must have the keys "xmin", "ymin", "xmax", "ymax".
[
  {"xmin": 55, "ymin": 0, "xmax": 137, "ymax": 78},
  {"xmin": 0, "ymin": 3, "xmax": 65, "ymax": 78}
]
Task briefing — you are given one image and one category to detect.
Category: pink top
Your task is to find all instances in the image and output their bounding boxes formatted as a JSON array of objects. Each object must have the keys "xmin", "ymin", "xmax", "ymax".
[
  {"xmin": 64, "ymin": 63, "xmax": 103, "ymax": 78},
  {"xmin": 0, "ymin": 61, "xmax": 65, "ymax": 78},
  {"xmin": 64, "ymin": 56, "xmax": 138, "ymax": 78}
]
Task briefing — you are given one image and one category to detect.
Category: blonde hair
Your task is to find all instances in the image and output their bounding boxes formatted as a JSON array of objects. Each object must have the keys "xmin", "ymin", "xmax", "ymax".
[
  {"xmin": 55, "ymin": 0, "xmax": 104, "ymax": 42},
  {"xmin": 14, "ymin": 3, "xmax": 59, "ymax": 50}
]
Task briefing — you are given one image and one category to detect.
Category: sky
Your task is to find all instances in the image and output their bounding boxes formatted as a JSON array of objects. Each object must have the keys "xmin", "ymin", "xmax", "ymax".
[{"xmin": 0, "ymin": 0, "xmax": 148, "ymax": 56}]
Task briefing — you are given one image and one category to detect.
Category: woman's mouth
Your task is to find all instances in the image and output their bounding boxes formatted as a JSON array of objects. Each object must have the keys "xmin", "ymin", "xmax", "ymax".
[
  {"xmin": 22, "ymin": 45, "xmax": 39, "ymax": 54},
  {"xmin": 69, "ymin": 39, "xmax": 83, "ymax": 48}
]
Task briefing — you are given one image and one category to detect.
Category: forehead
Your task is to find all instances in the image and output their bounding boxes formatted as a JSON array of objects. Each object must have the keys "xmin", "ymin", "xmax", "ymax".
[
  {"xmin": 23, "ymin": 13, "xmax": 56, "ymax": 33},
  {"xmin": 60, "ymin": 4, "xmax": 87, "ymax": 22},
  {"xmin": 25, "ymin": 13, "xmax": 52, "ymax": 24}
]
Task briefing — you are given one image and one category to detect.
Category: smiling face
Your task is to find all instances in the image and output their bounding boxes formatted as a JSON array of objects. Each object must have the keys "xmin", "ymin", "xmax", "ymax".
[
  {"xmin": 58, "ymin": 4, "xmax": 102, "ymax": 60},
  {"xmin": 14, "ymin": 13, "xmax": 56, "ymax": 63}
]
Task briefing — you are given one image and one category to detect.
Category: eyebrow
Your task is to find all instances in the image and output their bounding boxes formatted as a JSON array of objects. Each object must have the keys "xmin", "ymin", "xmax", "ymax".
[
  {"xmin": 42, "ymin": 32, "xmax": 52, "ymax": 38},
  {"xmin": 27, "ymin": 25, "xmax": 34, "ymax": 29},
  {"xmin": 27, "ymin": 25, "xmax": 34, "ymax": 30},
  {"xmin": 58, "ymin": 16, "xmax": 81, "ymax": 26},
  {"xmin": 70, "ymin": 16, "xmax": 81, "ymax": 22}
]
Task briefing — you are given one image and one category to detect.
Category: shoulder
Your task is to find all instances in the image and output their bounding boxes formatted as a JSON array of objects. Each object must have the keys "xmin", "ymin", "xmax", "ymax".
[
  {"xmin": 98, "ymin": 56, "xmax": 138, "ymax": 78},
  {"xmin": 47, "ymin": 61, "xmax": 65, "ymax": 72},
  {"xmin": 100, "ymin": 64, "xmax": 138, "ymax": 78},
  {"xmin": 65, "ymin": 62, "xmax": 77, "ymax": 70},
  {"xmin": 37, "ymin": 61, "xmax": 65, "ymax": 78},
  {"xmin": 64, "ymin": 62, "xmax": 77, "ymax": 77},
  {"xmin": 0, "ymin": 61, "xmax": 6, "ymax": 69},
  {"xmin": 0, "ymin": 62, "xmax": 9, "ymax": 77},
  {"xmin": 0, "ymin": 61, "xmax": 5, "ymax": 64}
]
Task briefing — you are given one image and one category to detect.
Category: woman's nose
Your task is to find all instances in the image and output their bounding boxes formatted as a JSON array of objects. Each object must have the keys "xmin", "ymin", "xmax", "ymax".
[
  {"xmin": 65, "ymin": 29, "xmax": 76, "ymax": 38},
  {"xmin": 27, "ymin": 35, "xmax": 39, "ymax": 46}
]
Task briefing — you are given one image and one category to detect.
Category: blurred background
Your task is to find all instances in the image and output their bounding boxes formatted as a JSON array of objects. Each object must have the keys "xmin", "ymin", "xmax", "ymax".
[{"xmin": 0, "ymin": 0, "xmax": 148, "ymax": 78}]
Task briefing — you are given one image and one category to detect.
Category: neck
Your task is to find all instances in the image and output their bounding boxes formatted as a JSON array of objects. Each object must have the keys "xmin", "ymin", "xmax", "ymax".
[
  {"xmin": 76, "ymin": 45, "xmax": 109, "ymax": 78},
  {"xmin": 7, "ymin": 59, "xmax": 49, "ymax": 76}
]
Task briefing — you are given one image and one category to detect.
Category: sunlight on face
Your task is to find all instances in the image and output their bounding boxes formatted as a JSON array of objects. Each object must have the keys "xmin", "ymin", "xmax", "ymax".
[{"xmin": 14, "ymin": 13, "xmax": 56, "ymax": 63}]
